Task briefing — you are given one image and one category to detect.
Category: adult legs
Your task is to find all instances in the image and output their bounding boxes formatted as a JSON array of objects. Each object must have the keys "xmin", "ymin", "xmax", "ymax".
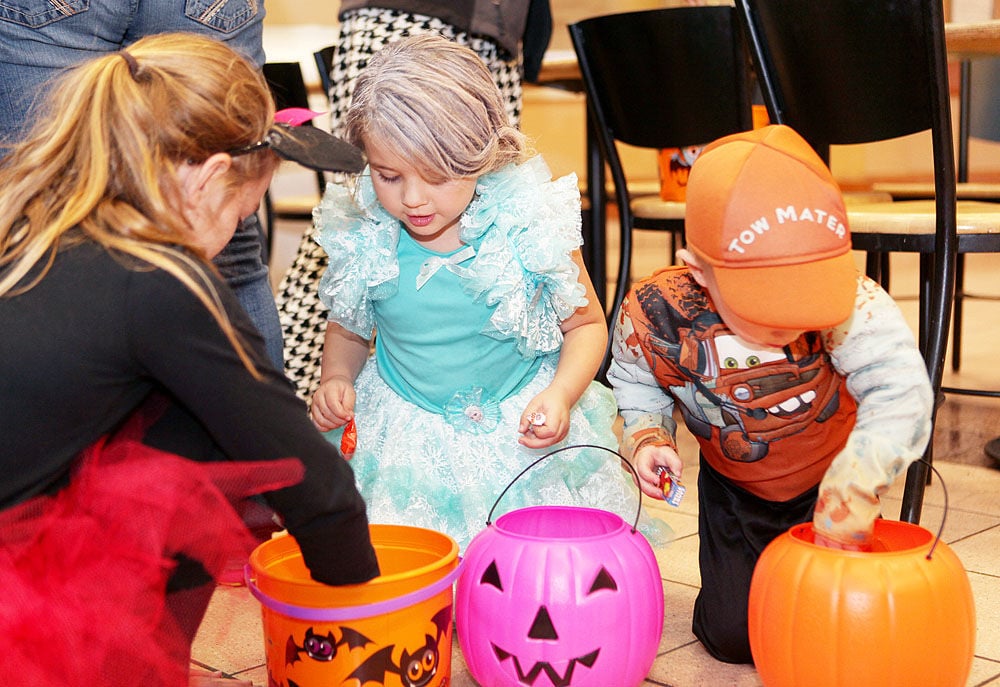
[{"xmin": 213, "ymin": 213, "xmax": 284, "ymax": 368}]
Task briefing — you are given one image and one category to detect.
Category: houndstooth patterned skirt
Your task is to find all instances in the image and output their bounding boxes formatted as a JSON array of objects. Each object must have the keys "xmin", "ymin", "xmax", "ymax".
[{"xmin": 274, "ymin": 7, "xmax": 524, "ymax": 401}]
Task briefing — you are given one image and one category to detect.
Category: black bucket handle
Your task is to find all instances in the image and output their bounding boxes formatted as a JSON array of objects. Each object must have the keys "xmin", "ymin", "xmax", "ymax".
[
  {"xmin": 487, "ymin": 444, "xmax": 644, "ymax": 534},
  {"xmin": 919, "ymin": 459, "xmax": 949, "ymax": 560}
]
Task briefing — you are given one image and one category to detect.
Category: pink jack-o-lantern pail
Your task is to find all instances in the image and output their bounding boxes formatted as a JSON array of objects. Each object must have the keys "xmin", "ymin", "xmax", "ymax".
[{"xmin": 455, "ymin": 445, "xmax": 664, "ymax": 687}]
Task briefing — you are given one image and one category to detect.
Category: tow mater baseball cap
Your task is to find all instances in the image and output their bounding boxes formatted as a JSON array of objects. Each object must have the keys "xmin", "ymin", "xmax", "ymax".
[{"xmin": 684, "ymin": 124, "xmax": 858, "ymax": 330}]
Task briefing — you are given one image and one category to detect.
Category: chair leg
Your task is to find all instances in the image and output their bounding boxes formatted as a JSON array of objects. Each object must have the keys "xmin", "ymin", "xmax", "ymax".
[
  {"xmin": 261, "ymin": 190, "xmax": 275, "ymax": 267},
  {"xmin": 864, "ymin": 251, "xmax": 880, "ymax": 281},
  {"xmin": 951, "ymin": 253, "xmax": 965, "ymax": 372},
  {"xmin": 864, "ymin": 251, "xmax": 891, "ymax": 289},
  {"xmin": 917, "ymin": 252, "xmax": 933, "ymax": 356},
  {"xmin": 899, "ymin": 447, "xmax": 931, "ymax": 524}
]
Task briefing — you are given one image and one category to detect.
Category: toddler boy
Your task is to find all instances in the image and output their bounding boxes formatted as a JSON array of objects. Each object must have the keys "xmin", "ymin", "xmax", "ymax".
[{"xmin": 608, "ymin": 124, "xmax": 933, "ymax": 663}]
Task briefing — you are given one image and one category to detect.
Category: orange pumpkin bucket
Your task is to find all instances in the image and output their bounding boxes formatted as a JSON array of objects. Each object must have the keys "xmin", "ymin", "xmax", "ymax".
[
  {"xmin": 246, "ymin": 524, "xmax": 460, "ymax": 687},
  {"xmin": 748, "ymin": 513, "xmax": 976, "ymax": 687}
]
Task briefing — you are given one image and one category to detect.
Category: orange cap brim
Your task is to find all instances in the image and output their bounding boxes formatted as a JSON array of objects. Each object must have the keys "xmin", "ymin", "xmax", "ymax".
[{"xmin": 711, "ymin": 250, "xmax": 859, "ymax": 330}]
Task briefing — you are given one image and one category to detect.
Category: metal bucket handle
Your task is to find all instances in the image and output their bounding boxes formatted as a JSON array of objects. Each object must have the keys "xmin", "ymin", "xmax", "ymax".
[{"xmin": 486, "ymin": 444, "xmax": 644, "ymax": 534}]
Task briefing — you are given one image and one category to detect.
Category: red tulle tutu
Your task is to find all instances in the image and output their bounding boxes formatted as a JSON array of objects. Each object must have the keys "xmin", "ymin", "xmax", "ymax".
[{"xmin": 0, "ymin": 408, "xmax": 303, "ymax": 685}]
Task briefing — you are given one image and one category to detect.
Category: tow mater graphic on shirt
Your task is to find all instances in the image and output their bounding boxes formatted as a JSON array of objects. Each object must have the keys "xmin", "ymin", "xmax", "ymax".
[{"xmin": 626, "ymin": 275, "xmax": 843, "ymax": 462}]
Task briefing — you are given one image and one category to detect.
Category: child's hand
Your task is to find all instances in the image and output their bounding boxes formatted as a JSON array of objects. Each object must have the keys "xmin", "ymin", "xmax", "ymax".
[
  {"xmin": 812, "ymin": 485, "xmax": 877, "ymax": 552},
  {"xmin": 633, "ymin": 443, "xmax": 684, "ymax": 500},
  {"xmin": 518, "ymin": 390, "xmax": 571, "ymax": 449},
  {"xmin": 309, "ymin": 376, "xmax": 356, "ymax": 432},
  {"xmin": 812, "ymin": 529, "xmax": 873, "ymax": 552}
]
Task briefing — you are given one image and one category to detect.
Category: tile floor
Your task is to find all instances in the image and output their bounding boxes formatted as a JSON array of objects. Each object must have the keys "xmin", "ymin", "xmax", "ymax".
[{"xmin": 192, "ymin": 215, "xmax": 1000, "ymax": 686}]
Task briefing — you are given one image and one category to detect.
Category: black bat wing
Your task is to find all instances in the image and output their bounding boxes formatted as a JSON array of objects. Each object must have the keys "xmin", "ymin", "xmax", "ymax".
[
  {"xmin": 430, "ymin": 606, "xmax": 452, "ymax": 644},
  {"xmin": 347, "ymin": 645, "xmax": 398, "ymax": 684},
  {"xmin": 337, "ymin": 625, "xmax": 375, "ymax": 650},
  {"xmin": 285, "ymin": 635, "xmax": 303, "ymax": 666}
]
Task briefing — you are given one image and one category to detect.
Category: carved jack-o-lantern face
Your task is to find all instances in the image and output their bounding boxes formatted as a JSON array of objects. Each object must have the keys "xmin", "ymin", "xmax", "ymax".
[
  {"xmin": 478, "ymin": 560, "xmax": 613, "ymax": 685},
  {"xmin": 456, "ymin": 506, "xmax": 663, "ymax": 687}
]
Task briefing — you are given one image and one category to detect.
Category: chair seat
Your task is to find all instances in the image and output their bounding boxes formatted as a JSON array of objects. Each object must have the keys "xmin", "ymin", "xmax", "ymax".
[
  {"xmin": 628, "ymin": 190, "xmax": 895, "ymax": 228},
  {"xmin": 631, "ymin": 195, "xmax": 687, "ymax": 221},
  {"xmin": 848, "ymin": 199, "xmax": 1000, "ymax": 236},
  {"xmin": 271, "ymin": 194, "xmax": 320, "ymax": 219},
  {"xmin": 843, "ymin": 190, "xmax": 894, "ymax": 204},
  {"xmin": 873, "ymin": 181, "xmax": 1000, "ymax": 200}
]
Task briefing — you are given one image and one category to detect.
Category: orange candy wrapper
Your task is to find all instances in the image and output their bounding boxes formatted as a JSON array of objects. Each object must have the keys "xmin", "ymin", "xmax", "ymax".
[{"xmin": 340, "ymin": 418, "xmax": 357, "ymax": 459}]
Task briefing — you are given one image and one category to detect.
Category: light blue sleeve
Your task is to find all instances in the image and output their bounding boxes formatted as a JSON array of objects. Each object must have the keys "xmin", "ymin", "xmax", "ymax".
[
  {"xmin": 313, "ymin": 178, "xmax": 399, "ymax": 339},
  {"xmin": 815, "ymin": 276, "xmax": 934, "ymax": 545}
]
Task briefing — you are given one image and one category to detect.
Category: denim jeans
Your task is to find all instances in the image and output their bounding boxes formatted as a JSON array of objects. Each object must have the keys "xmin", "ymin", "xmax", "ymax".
[{"xmin": 0, "ymin": 0, "xmax": 283, "ymax": 368}]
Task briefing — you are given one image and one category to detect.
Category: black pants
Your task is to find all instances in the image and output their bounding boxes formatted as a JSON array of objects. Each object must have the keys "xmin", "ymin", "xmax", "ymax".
[{"xmin": 692, "ymin": 456, "xmax": 818, "ymax": 664}]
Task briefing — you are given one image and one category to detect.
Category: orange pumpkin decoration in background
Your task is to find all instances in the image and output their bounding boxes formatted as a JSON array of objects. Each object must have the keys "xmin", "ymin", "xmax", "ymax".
[{"xmin": 748, "ymin": 520, "xmax": 976, "ymax": 687}]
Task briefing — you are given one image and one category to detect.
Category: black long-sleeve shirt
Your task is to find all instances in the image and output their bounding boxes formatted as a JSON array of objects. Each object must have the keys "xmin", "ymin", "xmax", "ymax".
[{"xmin": 0, "ymin": 238, "xmax": 378, "ymax": 585}]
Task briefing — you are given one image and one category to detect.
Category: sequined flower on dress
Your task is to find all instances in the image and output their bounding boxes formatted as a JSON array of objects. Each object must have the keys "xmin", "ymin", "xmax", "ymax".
[
  {"xmin": 443, "ymin": 387, "xmax": 500, "ymax": 434},
  {"xmin": 313, "ymin": 174, "xmax": 400, "ymax": 338}
]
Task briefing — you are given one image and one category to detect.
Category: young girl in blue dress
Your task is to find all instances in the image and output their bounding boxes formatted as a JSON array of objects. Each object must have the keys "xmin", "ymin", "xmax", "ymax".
[{"xmin": 309, "ymin": 34, "xmax": 669, "ymax": 550}]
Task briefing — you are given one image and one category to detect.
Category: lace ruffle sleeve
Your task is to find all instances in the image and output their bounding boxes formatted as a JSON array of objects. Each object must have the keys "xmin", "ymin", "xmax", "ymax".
[
  {"xmin": 313, "ymin": 174, "xmax": 399, "ymax": 339},
  {"xmin": 459, "ymin": 156, "xmax": 588, "ymax": 357}
]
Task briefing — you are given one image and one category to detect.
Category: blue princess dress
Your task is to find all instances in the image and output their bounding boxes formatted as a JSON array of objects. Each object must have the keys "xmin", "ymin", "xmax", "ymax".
[{"xmin": 314, "ymin": 156, "xmax": 670, "ymax": 550}]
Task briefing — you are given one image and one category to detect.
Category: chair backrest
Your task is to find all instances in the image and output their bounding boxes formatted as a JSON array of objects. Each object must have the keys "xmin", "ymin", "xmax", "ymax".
[
  {"xmin": 262, "ymin": 62, "xmax": 313, "ymax": 114},
  {"xmin": 570, "ymin": 6, "xmax": 754, "ymax": 155},
  {"xmin": 958, "ymin": 56, "xmax": 1000, "ymax": 181},
  {"xmin": 571, "ymin": 6, "xmax": 755, "ymax": 375},
  {"xmin": 314, "ymin": 45, "xmax": 336, "ymax": 101},
  {"xmin": 259, "ymin": 62, "xmax": 326, "ymax": 229},
  {"xmin": 739, "ymin": 1, "xmax": 950, "ymax": 154}
]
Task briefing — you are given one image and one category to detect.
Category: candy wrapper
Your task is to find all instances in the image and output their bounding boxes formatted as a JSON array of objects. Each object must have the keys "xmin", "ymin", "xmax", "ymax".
[
  {"xmin": 340, "ymin": 418, "xmax": 357, "ymax": 460},
  {"xmin": 656, "ymin": 466, "xmax": 686, "ymax": 507}
]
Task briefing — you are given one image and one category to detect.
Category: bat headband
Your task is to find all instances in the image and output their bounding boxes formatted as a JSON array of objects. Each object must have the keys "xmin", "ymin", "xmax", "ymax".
[{"xmin": 228, "ymin": 108, "xmax": 365, "ymax": 174}]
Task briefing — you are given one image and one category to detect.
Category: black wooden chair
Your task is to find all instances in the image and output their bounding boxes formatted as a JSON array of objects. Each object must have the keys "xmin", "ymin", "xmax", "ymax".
[
  {"xmin": 568, "ymin": 6, "xmax": 756, "ymax": 379},
  {"xmin": 735, "ymin": 0, "xmax": 1000, "ymax": 523}
]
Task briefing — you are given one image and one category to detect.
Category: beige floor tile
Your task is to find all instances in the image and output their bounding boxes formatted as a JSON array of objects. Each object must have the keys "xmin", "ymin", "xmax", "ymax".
[
  {"xmin": 656, "ymin": 533, "xmax": 702, "ymax": 590},
  {"xmin": 190, "ymin": 586, "xmax": 265, "ymax": 677},
  {"xmin": 969, "ymin": 571, "xmax": 1000, "ymax": 663},
  {"xmin": 968, "ymin": 658, "xmax": 1000, "ymax": 686}
]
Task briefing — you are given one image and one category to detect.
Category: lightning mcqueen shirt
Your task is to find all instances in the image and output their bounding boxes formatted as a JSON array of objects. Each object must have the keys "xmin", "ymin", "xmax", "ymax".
[{"xmin": 608, "ymin": 266, "xmax": 933, "ymax": 543}]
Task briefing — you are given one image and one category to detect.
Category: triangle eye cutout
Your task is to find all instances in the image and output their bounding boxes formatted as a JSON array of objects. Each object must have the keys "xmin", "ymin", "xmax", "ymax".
[
  {"xmin": 480, "ymin": 561, "xmax": 503, "ymax": 590},
  {"xmin": 588, "ymin": 567, "xmax": 618, "ymax": 594}
]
